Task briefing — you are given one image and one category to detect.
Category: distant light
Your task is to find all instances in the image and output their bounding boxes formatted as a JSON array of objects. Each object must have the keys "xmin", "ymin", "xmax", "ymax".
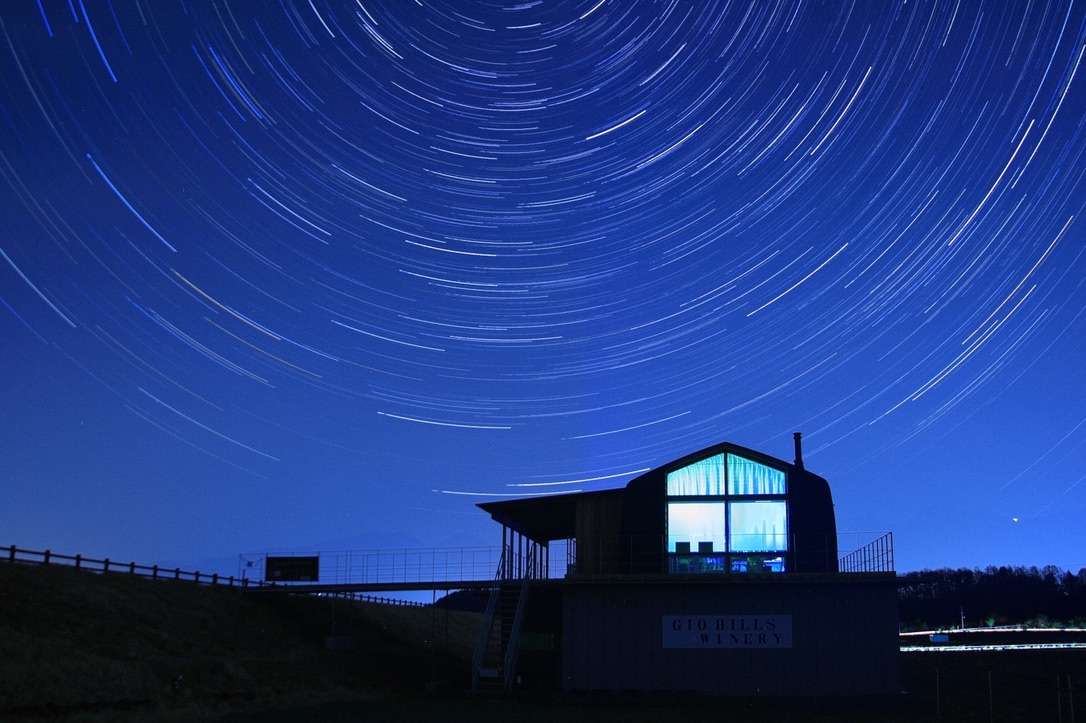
[{"xmin": 1012, "ymin": 517, "xmax": 1019, "ymax": 522}]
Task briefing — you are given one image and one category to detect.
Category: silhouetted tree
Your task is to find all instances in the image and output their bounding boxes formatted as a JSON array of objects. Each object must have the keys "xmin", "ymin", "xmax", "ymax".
[{"xmin": 898, "ymin": 566, "xmax": 1086, "ymax": 629}]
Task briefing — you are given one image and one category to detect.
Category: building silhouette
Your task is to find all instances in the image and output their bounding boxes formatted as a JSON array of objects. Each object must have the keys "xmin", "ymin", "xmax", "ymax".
[{"xmin": 473, "ymin": 433, "xmax": 899, "ymax": 696}]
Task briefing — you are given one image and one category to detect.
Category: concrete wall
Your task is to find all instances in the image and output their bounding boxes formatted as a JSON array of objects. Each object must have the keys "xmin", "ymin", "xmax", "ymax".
[{"xmin": 561, "ymin": 574, "xmax": 899, "ymax": 696}]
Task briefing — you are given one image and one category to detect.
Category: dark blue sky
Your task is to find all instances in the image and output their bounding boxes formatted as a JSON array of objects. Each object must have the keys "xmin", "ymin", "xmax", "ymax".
[{"xmin": 2, "ymin": 1, "xmax": 1084, "ymax": 575}]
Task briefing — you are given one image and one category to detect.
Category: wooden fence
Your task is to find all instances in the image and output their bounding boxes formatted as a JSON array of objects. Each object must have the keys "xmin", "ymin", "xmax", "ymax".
[{"xmin": 2, "ymin": 544, "xmax": 424, "ymax": 607}]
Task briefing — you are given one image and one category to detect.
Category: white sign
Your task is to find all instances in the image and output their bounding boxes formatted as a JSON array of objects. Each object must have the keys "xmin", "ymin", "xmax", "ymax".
[{"xmin": 662, "ymin": 615, "xmax": 792, "ymax": 648}]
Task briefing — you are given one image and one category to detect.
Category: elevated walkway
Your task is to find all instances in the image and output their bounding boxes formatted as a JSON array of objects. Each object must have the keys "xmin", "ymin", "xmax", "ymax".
[
  {"xmin": 244, "ymin": 579, "xmax": 498, "ymax": 594},
  {"xmin": 238, "ymin": 532, "xmax": 892, "ymax": 595},
  {"xmin": 237, "ymin": 545, "xmax": 510, "ymax": 593}
]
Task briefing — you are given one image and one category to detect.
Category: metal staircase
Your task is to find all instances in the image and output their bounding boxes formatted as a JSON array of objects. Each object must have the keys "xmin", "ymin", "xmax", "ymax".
[{"xmin": 471, "ymin": 546, "xmax": 535, "ymax": 696}]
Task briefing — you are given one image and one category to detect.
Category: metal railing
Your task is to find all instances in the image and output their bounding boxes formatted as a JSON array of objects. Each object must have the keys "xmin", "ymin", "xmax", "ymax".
[
  {"xmin": 838, "ymin": 531, "xmax": 894, "ymax": 573},
  {"xmin": 471, "ymin": 547, "xmax": 507, "ymax": 696},
  {"xmin": 502, "ymin": 546, "xmax": 536, "ymax": 691},
  {"xmin": 552, "ymin": 531, "xmax": 894, "ymax": 575},
  {"xmin": 240, "ymin": 531, "xmax": 893, "ymax": 587},
  {"xmin": 239, "ymin": 545, "xmax": 506, "ymax": 586}
]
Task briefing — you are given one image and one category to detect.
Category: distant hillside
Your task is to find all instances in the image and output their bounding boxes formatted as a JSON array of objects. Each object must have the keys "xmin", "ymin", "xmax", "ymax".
[
  {"xmin": 0, "ymin": 562, "xmax": 479, "ymax": 720},
  {"xmin": 899, "ymin": 565, "xmax": 1086, "ymax": 630}
]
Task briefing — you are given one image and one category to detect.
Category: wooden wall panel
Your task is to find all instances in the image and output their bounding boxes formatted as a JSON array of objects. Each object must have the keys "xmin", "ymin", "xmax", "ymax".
[{"xmin": 561, "ymin": 576, "xmax": 899, "ymax": 696}]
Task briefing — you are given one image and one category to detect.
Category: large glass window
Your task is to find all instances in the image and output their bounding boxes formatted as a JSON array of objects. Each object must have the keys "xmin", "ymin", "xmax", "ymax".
[
  {"xmin": 667, "ymin": 502, "xmax": 726, "ymax": 553},
  {"xmin": 666, "ymin": 451, "xmax": 789, "ymax": 573}
]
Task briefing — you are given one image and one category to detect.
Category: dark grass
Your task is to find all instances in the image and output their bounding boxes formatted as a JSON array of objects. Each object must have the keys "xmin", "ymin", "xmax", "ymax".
[
  {"xmin": 2, "ymin": 561, "xmax": 1082, "ymax": 721},
  {"xmin": 899, "ymin": 648, "xmax": 1083, "ymax": 722},
  {"xmin": 0, "ymin": 561, "xmax": 477, "ymax": 720}
]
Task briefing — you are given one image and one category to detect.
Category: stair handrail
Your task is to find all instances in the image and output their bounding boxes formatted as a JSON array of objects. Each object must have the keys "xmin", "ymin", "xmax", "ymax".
[
  {"xmin": 502, "ymin": 545, "xmax": 536, "ymax": 691},
  {"xmin": 470, "ymin": 545, "xmax": 507, "ymax": 696}
]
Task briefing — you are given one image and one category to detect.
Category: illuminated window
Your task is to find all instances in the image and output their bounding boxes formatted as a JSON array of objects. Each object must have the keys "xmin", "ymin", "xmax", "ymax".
[
  {"xmin": 666, "ymin": 451, "xmax": 789, "ymax": 573},
  {"xmin": 666, "ymin": 454, "xmax": 725, "ymax": 496},
  {"xmin": 667, "ymin": 502, "xmax": 725, "ymax": 553},
  {"xmin": 729, "ymin": 501, "xmax": 787, "ymax": 552},
  {"xmin": 727, "ymin": 454, "xmax": 786, "ymax": 495}
]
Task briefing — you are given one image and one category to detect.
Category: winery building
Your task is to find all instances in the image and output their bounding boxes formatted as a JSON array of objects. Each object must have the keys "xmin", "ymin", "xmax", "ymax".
[{"xmin": 472, "ymin": 433, "xmax": 899, "ymax": 696}]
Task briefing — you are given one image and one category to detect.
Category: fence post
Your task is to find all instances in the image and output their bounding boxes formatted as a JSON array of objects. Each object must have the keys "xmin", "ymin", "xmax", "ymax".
[
  {"xmin": 129, "ymin": 562, "xmax": 136, "ymax": 575},
  {"xmin": 43, "ymin": 549, "xmax": 51, "ymax": 565},
  {"xmin": 1068, "ymin": 673, "xmax": 1074, "ymax": 723},
  {"xmin": 211, "ymin": 573, "xmax": 218, "ymax": 586},
  {"xmin": 152, "ymin": 565, "xmax": 158, "ymax": 579},
  {"xmin": 75, "ymin": 554, "xmax": 82, "ymax": 570},
  {"xmin": 195, "ymin": 572, "xmax": 201, "ymax": 584},
  {"xmin": 103, "ymin": 558, "xmax": 110, "ymax": 572},
  {"xmin": 174, "ymin": 567, "xmax": 180, "ymax": 580},
  {"xmin": 1057, "ymin": 674, "xmax": 1062, "ymax": 722},
  {"xmin": 935, "ymin": 667, "xmax": 940, "ymax": 718},
  {"xmin": 7, "ymin": 545, "xmax": 14, "ymax": 563}
]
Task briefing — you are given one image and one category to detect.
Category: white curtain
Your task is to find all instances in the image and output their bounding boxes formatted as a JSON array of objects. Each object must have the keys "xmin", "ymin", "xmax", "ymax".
[
  {"xmin": 666, "ymin": 454, "xmax": 726, "ymax": 495},
  {"xmin": 727, "ymin": 454, "xmax": 785, "ymax": 495}
]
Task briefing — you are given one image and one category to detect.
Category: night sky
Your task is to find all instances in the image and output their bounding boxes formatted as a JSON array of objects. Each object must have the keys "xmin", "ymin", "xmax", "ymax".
[{"xmin": 2, "ymin": 1, "xmax": 1084, "ymax": 576}]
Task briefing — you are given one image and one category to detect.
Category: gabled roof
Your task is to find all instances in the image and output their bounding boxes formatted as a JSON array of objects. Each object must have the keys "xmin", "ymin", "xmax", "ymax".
[
  {"xmin": 477, "ymin": 440, "xmax": 800, "ymax": 543},
  {"xmin": 652, "ymin": 440, "xmax": 794, "ymax": 475}
]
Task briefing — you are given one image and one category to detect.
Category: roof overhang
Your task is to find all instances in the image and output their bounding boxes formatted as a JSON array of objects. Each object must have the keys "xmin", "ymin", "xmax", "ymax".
[{"xmin": 477, "ymin": 488, "xmax": 624, "ymax": 544}]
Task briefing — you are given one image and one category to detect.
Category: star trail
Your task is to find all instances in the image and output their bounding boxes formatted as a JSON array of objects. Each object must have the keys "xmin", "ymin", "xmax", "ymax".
[{"xmin": 1, "ymin": 1, "xmax": 1084, "ymax": 572}]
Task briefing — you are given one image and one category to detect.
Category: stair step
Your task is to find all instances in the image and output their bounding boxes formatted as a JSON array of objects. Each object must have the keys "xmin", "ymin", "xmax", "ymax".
[{"xmin": 472, "ymin": 547, "xmax": 535, "ymax": 698}]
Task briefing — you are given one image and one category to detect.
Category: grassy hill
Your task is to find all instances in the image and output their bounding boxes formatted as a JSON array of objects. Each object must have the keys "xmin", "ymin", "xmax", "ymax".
[
  {"xmin": 0, "ymin": 561, "xmax": 479, "ymax": 720},
  {"xmin": 3, "ymin": 561, "xmax": 1084, "ymax": 722}
]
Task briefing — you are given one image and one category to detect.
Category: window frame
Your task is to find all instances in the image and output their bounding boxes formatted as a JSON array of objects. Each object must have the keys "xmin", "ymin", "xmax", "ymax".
[{"xmin": 665, "ymin": 451, "xmax": 789, "ymax": 573}]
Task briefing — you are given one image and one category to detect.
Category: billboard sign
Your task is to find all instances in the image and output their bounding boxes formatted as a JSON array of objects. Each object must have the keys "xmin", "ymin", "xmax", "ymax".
[{"xmin": 265, "ymin": 556, "xmax": 319, "ymax": 582}]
